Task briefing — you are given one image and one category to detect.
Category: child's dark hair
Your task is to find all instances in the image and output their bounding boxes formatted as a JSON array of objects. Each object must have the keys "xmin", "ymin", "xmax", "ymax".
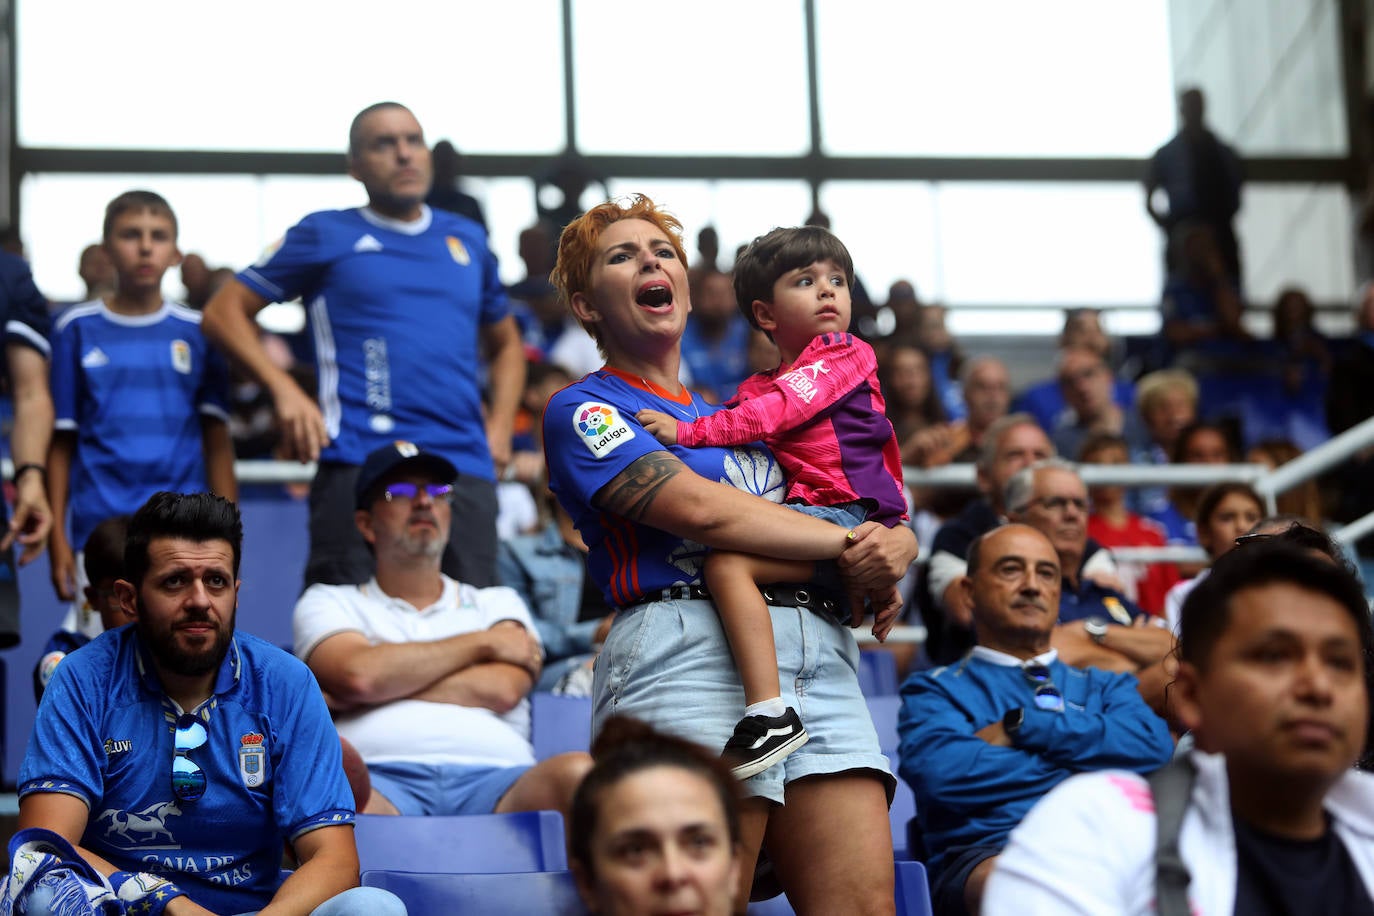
[
  {"xmin": 124, "ymin": 492, "xmax": 242, "ymax": 587},
  {"xmin": 102, "ymin": 190, "xmax": 178, "ymax": 242},
  {"xmin": 1193, "ymin": 481, "xmax": 1263, "ymax": 528},
  {"xmin": 732, "ymin": 226, "xmax": 855, "ymax": 331},
  {"xmin": 1076, "ymin": 431, "xmax": 1129, "ymax": 462},
  {"xmin": 568, "ymin": 717, "xmax": 741, "ymax": 878},
  {"xmin": 526, "ymin": 358, "xmax": 573, "ymax": 390},
  {"xmin": 82, "ymin": 515, "xmax": 131, "ymax": 585},
  {"xmin": 1170, "ymin": 419, "xmax": 1239, "ymax": 464}
]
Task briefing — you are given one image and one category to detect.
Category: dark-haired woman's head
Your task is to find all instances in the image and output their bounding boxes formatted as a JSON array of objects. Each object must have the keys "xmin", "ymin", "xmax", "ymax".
[{"xmin": 569, "ymin": 718, "xmax": 741, "ymax": 915}]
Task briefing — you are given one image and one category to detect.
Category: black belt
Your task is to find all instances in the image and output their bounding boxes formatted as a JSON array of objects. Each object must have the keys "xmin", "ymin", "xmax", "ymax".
[{"xmin": 622, "ymin": 582, "xmax": 847, "ymax": 621}]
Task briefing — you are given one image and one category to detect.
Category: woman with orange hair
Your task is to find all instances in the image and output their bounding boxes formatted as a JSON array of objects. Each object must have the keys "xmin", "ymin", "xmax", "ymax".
[{"xmin": 542, "ymin": 195, "xmax": 916, "ymax": 913}]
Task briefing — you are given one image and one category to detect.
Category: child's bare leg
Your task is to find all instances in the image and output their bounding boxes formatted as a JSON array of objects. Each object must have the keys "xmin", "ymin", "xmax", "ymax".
[
  {"xmin": 705, "ymin": 549, "xmax": 816, "ymax": 779},
  {"xmin": 705, "ymin": 550, "xmax": 815, "ymax": 705}
]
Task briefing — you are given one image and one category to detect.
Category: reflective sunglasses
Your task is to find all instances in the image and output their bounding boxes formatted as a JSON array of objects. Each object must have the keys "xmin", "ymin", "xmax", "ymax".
[
  {"xmin": 1022, "ymin": 662, "xmax": 1066, "ymax": 712},
  {"xmin": 172, "ymin": 714, "xmax": 208, "ymax": 802},
  {"xmin": 382, "ymin": 482, "xmax": 454, "ymax": 504}
]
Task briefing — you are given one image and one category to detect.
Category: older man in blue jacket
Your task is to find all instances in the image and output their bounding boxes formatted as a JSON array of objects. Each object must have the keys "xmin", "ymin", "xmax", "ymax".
[{"xmin": 897, "ymin": 524, "xmax": 1174, "ymax": 916}]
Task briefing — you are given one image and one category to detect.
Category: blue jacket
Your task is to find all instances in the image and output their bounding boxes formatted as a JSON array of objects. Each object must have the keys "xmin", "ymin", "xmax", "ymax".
[{"xmin": 896, "ymin": 649, "xmax": 1173, "ymax": 883}]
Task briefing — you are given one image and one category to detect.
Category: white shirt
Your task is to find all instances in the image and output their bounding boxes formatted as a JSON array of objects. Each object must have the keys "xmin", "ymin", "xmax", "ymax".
[
  {"xmin": 294, "ymin": 575, "xmax": 540, "ymax": 767},
  {"xmin": 983, "ymin": 750, "xmax": 1374, "ymax": 915},
  {"xmin": 1163, "ymin": 568, "xmax": 1208, "ymax": 635}
]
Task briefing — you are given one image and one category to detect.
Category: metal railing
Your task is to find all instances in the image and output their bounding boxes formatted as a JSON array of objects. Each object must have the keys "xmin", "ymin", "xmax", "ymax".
[
  {"xmin": 901, "ymin": 412, "xmax": 1374, "ymax": 555},
  {"xmin": 6, "ymin": 411, "xmax": 1373, "ymax": 565}
]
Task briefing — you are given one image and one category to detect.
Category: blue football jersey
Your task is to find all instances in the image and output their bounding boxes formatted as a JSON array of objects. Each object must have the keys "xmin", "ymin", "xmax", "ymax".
[
  {"xmin": 50, "ymin": 302, "xmax": 230, "ymax": 548},
  {"xmin": 20, "ymin": 629, "xmax": 354, "ymax": 915},
  {"xmin": 238, "ymin": 205, "xmax": 510, "ymax": 477},
  {"xmin": 543, "ymin": 370, "xmax": 786, "ymax": 607}
]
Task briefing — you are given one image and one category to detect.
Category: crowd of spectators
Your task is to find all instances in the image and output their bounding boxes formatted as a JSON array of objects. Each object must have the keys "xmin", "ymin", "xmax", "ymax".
[{"xmin": 6, "ymin": 87, "xmax": 1374, "ymax": 915}]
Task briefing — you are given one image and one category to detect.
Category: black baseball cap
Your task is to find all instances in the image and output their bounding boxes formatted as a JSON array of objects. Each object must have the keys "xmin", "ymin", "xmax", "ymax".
[{"xmin": 355, "ymin": 441, "xmax": 459, "ymax": 509}]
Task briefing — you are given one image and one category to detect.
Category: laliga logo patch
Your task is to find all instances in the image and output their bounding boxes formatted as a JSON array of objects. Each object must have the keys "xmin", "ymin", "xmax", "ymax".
[
  {"xmin": 170, "ymin": 340, "xmax": 192, "ymax": 375},
  {"xmin": 575, "ymin": 402, "xmax": 634, "ymax": 457},
  {"xmin": 446, "ymin": 236, "xmax": 470, "ymax": 265},
  {"xmin": 238, "ymin": 733, "xmax": 266, "ymax": 788},
  {"xmin": 37, "ymin": 651, "xmax": 65, "ymax": 689}
]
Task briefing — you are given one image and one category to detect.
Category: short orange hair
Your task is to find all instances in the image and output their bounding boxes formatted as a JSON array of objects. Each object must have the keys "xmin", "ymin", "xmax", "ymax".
[{"xmin": 551, "ymin": 194, "xmax": 688, "ymax": 345}]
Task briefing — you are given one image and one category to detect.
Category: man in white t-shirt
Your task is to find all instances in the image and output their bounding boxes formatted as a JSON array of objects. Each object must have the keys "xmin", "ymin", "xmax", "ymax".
[{"xmin": 294, "ymin": 440, "xmax": 591, "ymax": 817}]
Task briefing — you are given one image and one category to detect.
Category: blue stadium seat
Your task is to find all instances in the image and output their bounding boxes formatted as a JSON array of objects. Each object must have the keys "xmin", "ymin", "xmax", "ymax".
[
  {"xmin": 362, "ymin": 869, "xmax": 586, "ymax": 914},
  {"xmin": 0, "ymin": 656, "xmax": 6, "ymax": 772},
  {"xmin": 858, "ymin": 649, "xmax": 899, "ymax": 696},
  {"xmin": 866, "ymin": 695, "xmax": 917, "ymax": 860},
  {"xmin": 531, "ymin": 691, "xmax": 593, "ymax": 759},
  {"xmin": 353, "ymin": 811, "xmax": 568, "ymax": 873},
  {"xmin": 885, "ymin": 752, "xmax": 918, "ymax": 861},
  {"xmin": 895, "ymin": 860, "xmax": 934, "ymax": 916},
  {"xmin": 748, "ymin": 892, "xmax": 796, "ymax": 914},
  {"xmin": 866, "ymin": 694, "xmax": 901, "ymax": 755}
]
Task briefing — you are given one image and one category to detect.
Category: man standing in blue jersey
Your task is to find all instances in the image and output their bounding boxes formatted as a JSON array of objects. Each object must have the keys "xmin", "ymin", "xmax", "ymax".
[
  {"xmin": 14, "ymin": 491, "xmax": 405, "ymax": 916},
  {"xmin": 0, "ymin": 249, "xmax": 56, "ymax": 646},
  {"xmin": 202, "ymin": 102, "xmax": 525, "ymax": 588}
]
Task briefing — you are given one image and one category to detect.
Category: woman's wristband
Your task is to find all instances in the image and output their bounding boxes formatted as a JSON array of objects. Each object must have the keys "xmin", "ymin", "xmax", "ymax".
[{"xmin": 12, "ymin": 462, "xmax": 44, "ymax": 485}]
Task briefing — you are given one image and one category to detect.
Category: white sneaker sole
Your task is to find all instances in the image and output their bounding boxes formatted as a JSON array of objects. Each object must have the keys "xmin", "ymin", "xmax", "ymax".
[{"xmin": 729, "ymin": 728, "xmax": 810, "ymax": 780}]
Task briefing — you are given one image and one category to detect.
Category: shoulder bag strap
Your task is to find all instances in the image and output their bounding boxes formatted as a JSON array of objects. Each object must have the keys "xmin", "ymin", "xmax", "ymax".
[{"xmin": 1147, "ymin": 754, "xmax": 1197, "ymax": 916}]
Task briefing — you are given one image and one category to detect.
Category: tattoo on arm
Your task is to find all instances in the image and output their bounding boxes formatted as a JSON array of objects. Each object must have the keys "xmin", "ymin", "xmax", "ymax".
[{"xmin": 597, "ymin": 453, "xmax": 683, "ymax": 521}]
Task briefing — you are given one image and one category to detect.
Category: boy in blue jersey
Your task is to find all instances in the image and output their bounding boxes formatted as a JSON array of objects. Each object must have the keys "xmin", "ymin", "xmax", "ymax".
[
  {"xmin": 202, "ymin": 102, "xmax": 525, "ymax": 590},
  {"xmin": 47, "ymin": 191, "xmax": 236, "ymax": 637}
]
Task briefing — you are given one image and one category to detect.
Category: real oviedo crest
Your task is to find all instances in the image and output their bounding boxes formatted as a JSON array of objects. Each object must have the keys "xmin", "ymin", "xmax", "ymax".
[{"xmin": 238, "ymin": 732, "xmax": 266, "ymax": 788}]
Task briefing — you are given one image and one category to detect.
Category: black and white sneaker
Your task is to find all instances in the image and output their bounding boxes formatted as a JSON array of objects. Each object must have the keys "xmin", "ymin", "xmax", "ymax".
[{"xmin": 722, "ymin": 707, "xmax": 809, "ymax": 780}]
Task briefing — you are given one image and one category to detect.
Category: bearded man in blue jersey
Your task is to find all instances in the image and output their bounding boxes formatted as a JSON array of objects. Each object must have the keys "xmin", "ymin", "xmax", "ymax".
[
  {"xmin": 202, "ymin": 102, "xmax": 525, "ymax": 590},
  {"xmin": 14, "ymin": 491, "xmax": 404, "ymax": 916}
]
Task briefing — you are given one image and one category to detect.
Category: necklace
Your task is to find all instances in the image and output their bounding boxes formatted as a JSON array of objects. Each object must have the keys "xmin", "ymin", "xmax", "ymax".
[{"xmin": 638, "ymin": 376, "xmax": 700, "ymax": 421}]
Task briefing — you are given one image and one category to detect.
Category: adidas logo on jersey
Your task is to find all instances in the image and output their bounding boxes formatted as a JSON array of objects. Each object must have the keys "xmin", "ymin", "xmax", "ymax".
[
  {"xmin": 353, "ymin": 234, "xmax": 384, "ymax": 253},
  {"xmin": 81, "ymin": 347, "xmax": 110, "ymax": 369}
]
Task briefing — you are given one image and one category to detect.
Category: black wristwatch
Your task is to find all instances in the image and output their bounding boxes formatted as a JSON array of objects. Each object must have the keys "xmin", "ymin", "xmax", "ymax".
[
  {"xmin": 1084, "ymin": 616, "xmax": 1110, "ymax": 645},
  {"xmin": 1002, "ymin": 706, "xmax": 1025, "ymax": 740}
]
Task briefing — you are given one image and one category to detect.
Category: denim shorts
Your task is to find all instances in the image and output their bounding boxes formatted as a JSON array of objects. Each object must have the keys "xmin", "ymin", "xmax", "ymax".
[
  {"xmin": 592, "ymin": 595, "xmax": 894, "ymax": 805},
  {"xmin": 366, "ymin": 761, "xmax": 530, "ymax": 816}
]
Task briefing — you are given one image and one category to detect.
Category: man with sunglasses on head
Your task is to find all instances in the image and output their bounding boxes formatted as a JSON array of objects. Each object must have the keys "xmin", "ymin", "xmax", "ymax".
[
  {"xmin": 13, "ymin": 492, "xmax": 404, "ymax": 916},
  {"xmin": 293, "ymin": 441, "xmax": 591, "ymax": 821},
  {"xmin": 897, "ymin": 523, "xmax": 1174, "ymax": 916}
]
